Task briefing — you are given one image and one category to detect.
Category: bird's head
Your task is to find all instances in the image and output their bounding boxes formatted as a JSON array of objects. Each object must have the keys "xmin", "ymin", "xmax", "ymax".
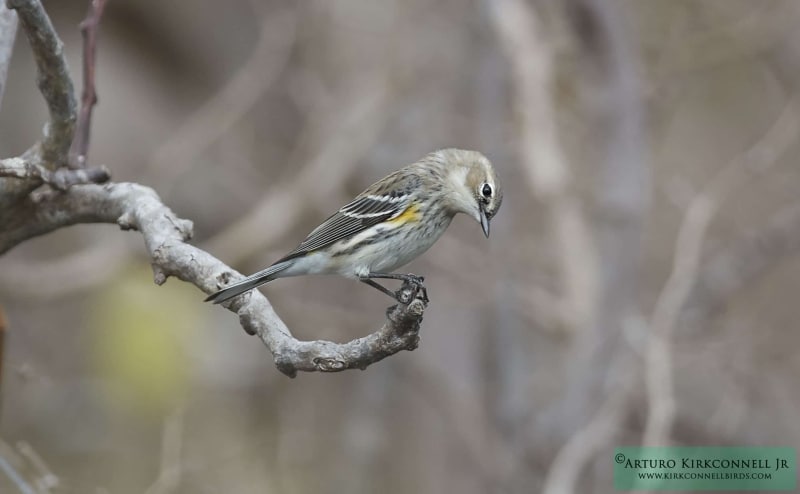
[{"xmin": 433, "ymin": 148, "xmax": 503, "ymax": 237}]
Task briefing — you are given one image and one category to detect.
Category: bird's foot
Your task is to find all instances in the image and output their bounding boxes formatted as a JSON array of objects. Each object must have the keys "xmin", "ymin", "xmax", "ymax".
[{"xmin": 395, "ymin": 274, "xmax": 429, "ymax": 305}]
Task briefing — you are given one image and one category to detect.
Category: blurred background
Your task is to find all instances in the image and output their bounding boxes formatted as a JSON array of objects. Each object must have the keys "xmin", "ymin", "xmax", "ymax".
[{"xmin": 2, "ymin": 0, "xmax": 800, "ymax": 492}]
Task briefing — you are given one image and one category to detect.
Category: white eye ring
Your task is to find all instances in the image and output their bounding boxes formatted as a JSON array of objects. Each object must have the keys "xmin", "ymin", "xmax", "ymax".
[{"xmin": 481, "ymin": 183, "xmax": 493, "ymax": 198}]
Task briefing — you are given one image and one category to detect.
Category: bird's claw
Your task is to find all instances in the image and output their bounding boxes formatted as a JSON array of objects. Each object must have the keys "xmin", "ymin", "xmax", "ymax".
[
  {"xmin": 395, "ymin": 275, "xmax": 429, "ymax": 304},
  {"xmin": 416, "ymin": 285, "xmax": 430, "ymax": 304},
  {"xmin": 406, "ymin": 274, "xmax": 424, "ymax": 285}
]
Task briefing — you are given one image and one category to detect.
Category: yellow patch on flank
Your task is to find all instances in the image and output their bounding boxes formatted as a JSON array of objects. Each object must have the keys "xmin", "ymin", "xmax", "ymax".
[{"xmin": 386, "ymin": 203, "xmax": 421, "ymax": 225}]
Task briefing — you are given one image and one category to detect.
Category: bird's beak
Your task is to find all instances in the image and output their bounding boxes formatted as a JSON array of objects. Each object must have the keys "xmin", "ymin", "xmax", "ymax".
[{"xmin": 479, "ymin": 205, "xmax": 490, "ymax": 238}]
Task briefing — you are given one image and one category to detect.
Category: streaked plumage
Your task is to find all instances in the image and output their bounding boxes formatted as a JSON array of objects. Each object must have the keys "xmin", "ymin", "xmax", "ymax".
[{"xmin": 205, "ymin": 148, "xmax": 503, "ymax": 304}]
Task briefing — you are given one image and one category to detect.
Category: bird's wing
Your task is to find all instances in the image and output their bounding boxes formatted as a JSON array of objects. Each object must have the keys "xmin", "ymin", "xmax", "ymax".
[{"xmin": 275, "ymin": 171, "xmax": 420, "ymax": 262}]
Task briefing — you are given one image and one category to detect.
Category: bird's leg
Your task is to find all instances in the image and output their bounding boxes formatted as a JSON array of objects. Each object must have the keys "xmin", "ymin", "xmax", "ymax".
[
  {"xmin": 366, "ymin": 272, "xmax": 425, "ymax": 284},
  {"xmin": 363, "ymin": 272, "xmax": 429, "ymax": 304},
  {"xmin": 360, "ymin": 278, "xmax": 397, "ymax": 299}
]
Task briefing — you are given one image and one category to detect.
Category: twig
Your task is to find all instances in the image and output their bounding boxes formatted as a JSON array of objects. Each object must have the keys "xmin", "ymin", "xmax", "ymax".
[
  {"xmin": 6, "ymin": 0, "xmax": 76, "ymax": 167},
  {"xmin": 16, "ymin": 442, "xmax": 58, "ymax": 492},
  {"xmin": 0, "ymin": 457, "xmax": 36, "ymax": 494},
  {"xmin": 0, "ymin": 0, "xmax": 101, "ymax": 216},
  {"xmin": 0, "ymin": 182, "xmax": 427, "ymax": 377},
  {"xmin": 0, "ymin": 156, "xmax": 109, "ymax": 190},
  {"xmin": 67, "ymin": 0, "xmax": 108, "ymax": 169},
  {"xmin": 0, "ymin": 1, "xmax": 18, "ymax": 108},
  {"xmin": 0, "ymin": 440, "xmax": 39, "ymax": 494},
  {"xmin": 643, "ymin": 99, "xmax": 799, "ymax": 446}
]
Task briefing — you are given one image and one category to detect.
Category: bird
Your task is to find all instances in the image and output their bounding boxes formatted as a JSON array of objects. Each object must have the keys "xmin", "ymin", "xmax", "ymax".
[{"xmin": 205, "ymin": 148, "xmax": 503, "ymax": 305}]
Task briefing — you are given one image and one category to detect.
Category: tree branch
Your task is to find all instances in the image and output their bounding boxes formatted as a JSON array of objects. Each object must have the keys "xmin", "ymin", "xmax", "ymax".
[
  {"xmin": 0, "ymin": 1, "xmax": 17, "ymax": 108},
  {"xmin": 0, "ymin": 156, "xmax": 109, "ymax": 189},
  {"xmin": 0, "ymin": 182, "xmax": 427, "ymax": 377},
  {"xmin": 6, "ymin": 0, "xmax": 76, "ymax": 167},
  {"xmin": 0, "ymin": 0, "xmax": 87, "ymax": 216}
]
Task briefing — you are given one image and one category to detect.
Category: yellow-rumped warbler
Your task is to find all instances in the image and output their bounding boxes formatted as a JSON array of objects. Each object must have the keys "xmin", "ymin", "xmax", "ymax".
[{"xmin": 205, "ymin": 148, "xmax": 503, "ymax": 304}]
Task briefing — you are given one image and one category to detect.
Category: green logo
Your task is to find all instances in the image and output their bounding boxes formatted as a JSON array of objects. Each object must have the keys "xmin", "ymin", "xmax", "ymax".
[{"xmin": 614, "ymin": 447, "xmax": 796, "ymax": 491}]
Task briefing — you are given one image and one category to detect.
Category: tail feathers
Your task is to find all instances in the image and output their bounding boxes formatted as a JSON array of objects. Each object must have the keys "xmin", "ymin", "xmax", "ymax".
[{"xmin": 205, "ymin": 262, "xmax": 291, "ymax": 304}]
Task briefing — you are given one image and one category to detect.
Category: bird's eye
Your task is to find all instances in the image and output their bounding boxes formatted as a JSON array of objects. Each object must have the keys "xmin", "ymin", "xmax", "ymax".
[{"xmin": 481, "ymin": 183, "xmax": 493, "ymax": 199}]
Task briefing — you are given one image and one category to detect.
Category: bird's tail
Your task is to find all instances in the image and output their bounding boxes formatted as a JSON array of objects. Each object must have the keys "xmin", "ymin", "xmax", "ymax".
[{"xmin": 204, "ymin": 261, "xmax": 291, "ymax": 304}]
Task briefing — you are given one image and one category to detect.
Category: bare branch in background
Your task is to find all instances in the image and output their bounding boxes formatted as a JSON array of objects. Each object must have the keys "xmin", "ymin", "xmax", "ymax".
[
  {"xmin": 6, "ymin": 0, "xmax": 76, "ymax": 166},
  {"xmin": 15, "ymin": 442, "xmax": 58, "ymax": 492},
  {"xmin": 553, "ymin": 0, "xmax": 650, "ymax": 430},
  {"xmin": 0, "ymin": 2, "xmax": 18, "ymax": 108},
  {"xmin": 541, "ymin": 384, "xmax": 631, "ymax": 494},
  {"xmin": 67, "ymin": 0, "xmax": 108, "ymax": 169},
  {"xmin": 0, "ymin": 439, "xmax": 57, "ymax": 494},
  {"xmin": 684, "ymin": 201, "xmax": 800, "ymax": 328},
  {"xmin": 487, "ymin": 0, "xmax": 597, "ymax": 333},
  {"xmin": 145, "ymin": 7, "xmax": 296, "ymax": 190},
  {"xmin": 0, "ymin": 440, "xmax": 38, "ymax": 494},
  {"xmin": 643, "ymin": 98, "xmax": 799, "ymax": 446},
  {"xmin": 203, "ymin": 80, "xmax": 392, "ymax": 265}
]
